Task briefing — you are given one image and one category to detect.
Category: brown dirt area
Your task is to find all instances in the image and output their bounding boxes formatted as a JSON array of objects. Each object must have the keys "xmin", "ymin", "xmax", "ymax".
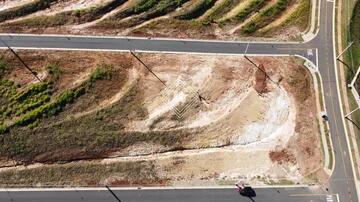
[{"xmin": 0, "ymin": 50, "xmax": 324, "ymax": 186}]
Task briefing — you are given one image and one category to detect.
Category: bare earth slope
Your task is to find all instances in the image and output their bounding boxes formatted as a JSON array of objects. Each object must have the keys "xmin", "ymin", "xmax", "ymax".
[
  {"xmin": 0, "ymin": 50, "xmax": 323, "ymax": 186},
  {"xmin": 0, "ymin": 0, "xmax": 310, "ymax": 41}
]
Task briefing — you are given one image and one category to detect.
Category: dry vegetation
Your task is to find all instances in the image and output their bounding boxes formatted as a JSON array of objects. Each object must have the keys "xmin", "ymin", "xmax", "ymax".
[
  {"xmin": 0, "ymin": 0, "xmax": 310, "ymax": 40},
  {"xmin": 0, "ymin": 50, "xmax": 323, "ymax": 187}
]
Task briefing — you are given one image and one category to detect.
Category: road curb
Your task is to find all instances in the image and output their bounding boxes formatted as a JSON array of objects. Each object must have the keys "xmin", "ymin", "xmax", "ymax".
[
  {"xmin": 304, "ymin": 57, "xmax": 335, "ymax": 175},
  {"xmin": 0, "ymin": 185, "xmax": 310, "ymax": 192}
]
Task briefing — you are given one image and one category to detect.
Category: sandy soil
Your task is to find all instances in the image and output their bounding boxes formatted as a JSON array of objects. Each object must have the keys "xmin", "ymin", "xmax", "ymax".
[{"xmin": 0, "ymin": 51, "xmax": 323, "ymax": 186}]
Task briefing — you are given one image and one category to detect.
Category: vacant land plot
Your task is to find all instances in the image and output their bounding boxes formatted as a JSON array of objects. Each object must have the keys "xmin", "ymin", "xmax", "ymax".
[
  {"xmin": 0, "ymin": 0, "xmax": 310, "ymax": 41},
  {"xmin": 0, "ymin": 50, "xmax": 323, "ymax": 187}
]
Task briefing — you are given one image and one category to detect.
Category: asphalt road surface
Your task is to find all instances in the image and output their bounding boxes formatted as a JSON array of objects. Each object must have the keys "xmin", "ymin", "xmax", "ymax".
[
  {"xmin": 0, "ymin": 0, "xmax": 357, "ymax": 201},
  {"xmin": 0, "ymin": 188, "xmax": 337, "ymax": 202}
]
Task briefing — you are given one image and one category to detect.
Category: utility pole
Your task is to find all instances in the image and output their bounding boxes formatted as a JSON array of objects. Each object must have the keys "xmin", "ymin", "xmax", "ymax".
[
  {"xmin": 0, "ymin": 37, "xmax": 42, "ymax": 82},
  {"xmin": 337, "ymin": 41, "xmax": 354, "ymax": 60},
  {"xmin": 344, "ymin": 107, "xmax": 360, "ymax": 130}
]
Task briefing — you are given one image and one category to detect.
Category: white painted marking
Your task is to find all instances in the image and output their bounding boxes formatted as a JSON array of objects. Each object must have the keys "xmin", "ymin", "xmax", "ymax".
[
  {"xmin": 316, "ymin": 48, "xmax": 319, "ymax": 69},
  {"xmin": 308, "ymin": 49, "xmax": 314, "ymax": 56},
  {"xmin": 326, "ymin": 195, "xmax": 334, "ymax": 202}
]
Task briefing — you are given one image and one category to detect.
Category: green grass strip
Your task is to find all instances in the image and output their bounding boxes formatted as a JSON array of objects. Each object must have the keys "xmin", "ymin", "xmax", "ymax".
[
  {"xmin": 241, "ymin": 0, "xmax": 293, "ymax": 34},
  {"xmin": 0, "ymin": 0, "xmax": 58, "ymax": 23},
  {"xmin": 176, "ymin": 0, "xmax": 217, "ymax": 20},
  {"xmin": 9, "ymin": 0, "xmax": 126, "ymax": 27},
  {"xmin": 202, "ymin": 0, "xmax": 241, "ymax": 23}
]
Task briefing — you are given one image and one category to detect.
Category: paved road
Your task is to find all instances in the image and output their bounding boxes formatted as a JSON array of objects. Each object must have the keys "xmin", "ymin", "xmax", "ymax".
[
  {"xmin": 0, "ymin": 188, "xmax": 337, "ymax": 202},
  {"xmin": 0, "ymin": 0, "xmax": 357, "ymax": 201},
  {"xmin": 0, "ymin": 34, "xmax": 318, "ymax": 66}
]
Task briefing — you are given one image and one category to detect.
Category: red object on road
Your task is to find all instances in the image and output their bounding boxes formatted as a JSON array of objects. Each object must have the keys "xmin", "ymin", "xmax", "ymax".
[{"xmin": 235, "ymin": 184, "xmax": 243, "ymax": 193}]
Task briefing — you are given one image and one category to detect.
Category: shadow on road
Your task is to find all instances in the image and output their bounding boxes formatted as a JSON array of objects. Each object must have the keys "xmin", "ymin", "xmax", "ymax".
[
  {"xmin": 337, "ymin": 58, "xmax": 355, "ymax": 75},
  {"xmin": 236, "ymin": 184, "xmax": 257, "ymax": 202},
  {"xmin": 346, "ymin": 116, "xmax": 360, "ymax": 130}
]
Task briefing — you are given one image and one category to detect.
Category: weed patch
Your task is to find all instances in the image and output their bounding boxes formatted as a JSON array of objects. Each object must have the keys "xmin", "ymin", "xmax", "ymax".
[
  {"xmin": 105, "ymin": 0, "xmax": 190, "ymax": 28},
  {"xmin": 241, "ymin": 0, "xmax": 293, "ymax": 34},
  {"xmin": 348, "ymin": 0, "xmax": 360, "ymax": 82},
  {"xmin": 176, "ymin": 0, "xmax": 217, "ymax": 20},
  {"xmin": 0, "ymin": 0, "xmax": 58, "ymax": 23},
  {"xmin": 202, "ymin": 0, "xmax": 241, "ymax": 23},
  {"xmin": 222, "ymin": 0, "xmax": 267, "ymax": 25},
  {"xmin": 8, "ymin": 0, "xmax": 126, "ymax": 28},
  {"xmin": 46, "ymin": 64, "xmax": 62, "ymax": 81},
  {"xmin": 0, "ymin": 160, "xmax": 163, "ymax": 187}
]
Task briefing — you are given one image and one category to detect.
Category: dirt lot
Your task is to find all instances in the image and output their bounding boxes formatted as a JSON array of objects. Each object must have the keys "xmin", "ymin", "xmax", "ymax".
[
  {"xmin": 0, "ymin": 0, "xmax": 310, "ymax": 41},
  {"xmin": 0, "ymin": 50, "xmax": 323, "ymax": 186}
]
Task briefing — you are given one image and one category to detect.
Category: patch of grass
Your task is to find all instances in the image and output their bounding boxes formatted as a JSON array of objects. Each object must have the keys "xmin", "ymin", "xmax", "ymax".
[
  {"xmin": 9, "ymin": 0, "xmax": 126, "ymax": 27},
  {"xmin": 99, "ymin": 0, "xmax": 159, "ymax": 26},
  {"xmin": 0, "ymin": 81, "xmax": 194, "ymax": 163},
  {"xmin": 286, "ymin": 67, "xmax": 311, "ymax": 102},
  {"xmin": 14, "ymin": 86, "xmax": 84, "ymax": 127},
  {"xmin": 106, "ymin": 0, "xmax": 190, "ymax": 28},
  {"xmin": 282, "ymin": 0, "xmax": 310, "ymax": 31},
  {"xmin": 133, "ymin": 0, "xmax": 159, "ymax": 13},
  {"xmin": 347, "ymin": 89, "xmax": 360, "ymax": 157},
  {"xmin": 202, "ymin": 0, "xmax": 241, "ymax": 23},
  {"xmin": 264, "ymin": 179, "xmax": 294, "ymax": 185},
  {"xmin": 0, "ymin": 59, "xmax": 8, "ymax": 78},
  {"xmin": 0, "ymin": 160, "xmax": 162, "ymax": 187},
  {"xmin": 221, "ymin": 0, "xmax": 267, "ymax": 25},
  {"xmin": 0, "ymin": 80, "xmax": 52, "ymax": 123},
  {"xmin": 176, "ymin": 0, "xmax": 217, "ymax": 20},
  {"xmin": 90, "ymin": 64, "xmax": 113, "ymax": 83},
  {"xmin": 2, "ymin": 63, "xmax": 114, "ymax": 129},
  {"xmin": 257, "ymin": 0, "xmax": 310, "ymax": 37},
  {"xmin": 0, "ymin": 124, "xmax": 8, "ymax": 134},
  {"xmin": 315, "ymin": 73, "xmax": 324, "ymax": 110},
  {"xmin": 347, "ymin": 0, "xmax": 360, "ymax": 82},
  {"xmin": 0, "ymin": 0, "xmax": 58, "ymax": 23},
  {"xmin": 241, "ymin": 0, "xmax": 293, "ymax": 34},
  {"xmin": 342, "ymin": 1, "xmax": 360, "ymax": 175},
  {"xmin": 324, "ymin": 124, "xmax": 333, "ymax": 170},
  {"xmin": 46, "ymin": 64, "xmax": 62, "ymax": 81}
]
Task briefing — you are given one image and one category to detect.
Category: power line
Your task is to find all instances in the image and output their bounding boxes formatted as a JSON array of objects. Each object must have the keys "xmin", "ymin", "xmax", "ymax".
[
  {"xmin": 130, "ymin": 50, "xmax": 166, "ymax": 87},
  {"xmin": 106, "ymin": 185, "xmax": 122, "ymax": 202},
  {"xmin": 0, "ymin": 37, "xmax": 42, "ymax": 82},
  {"xmin": 244, "ymin": 55, "xmax": 278, "ymax": 86}
]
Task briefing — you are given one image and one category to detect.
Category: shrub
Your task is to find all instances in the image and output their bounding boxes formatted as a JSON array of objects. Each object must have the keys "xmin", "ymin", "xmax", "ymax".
[
  {"xmin": 13, "ymin": 82, "xmax": 51, "ymax": 102},
  {"xmin": 15, "ymin": 86, "xmax": 85, "ymax": 126},
  {"xmin": 0, "ymin": 124, "xmax": 7, "ymax": 134},
  {"xmin": 90, "ymin": 64, "xmax": 113, "ymax": 83},
  {"xmin": 46, "ymin": 64, "xmax": 62, "ymax": 81},
  {"xmin": 134, "ymin": 0, "xmax": 158, "ymax": 13},
  {"xmin": 0, "ymin": 59, "xmax": 8, "ymax": 77}
]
